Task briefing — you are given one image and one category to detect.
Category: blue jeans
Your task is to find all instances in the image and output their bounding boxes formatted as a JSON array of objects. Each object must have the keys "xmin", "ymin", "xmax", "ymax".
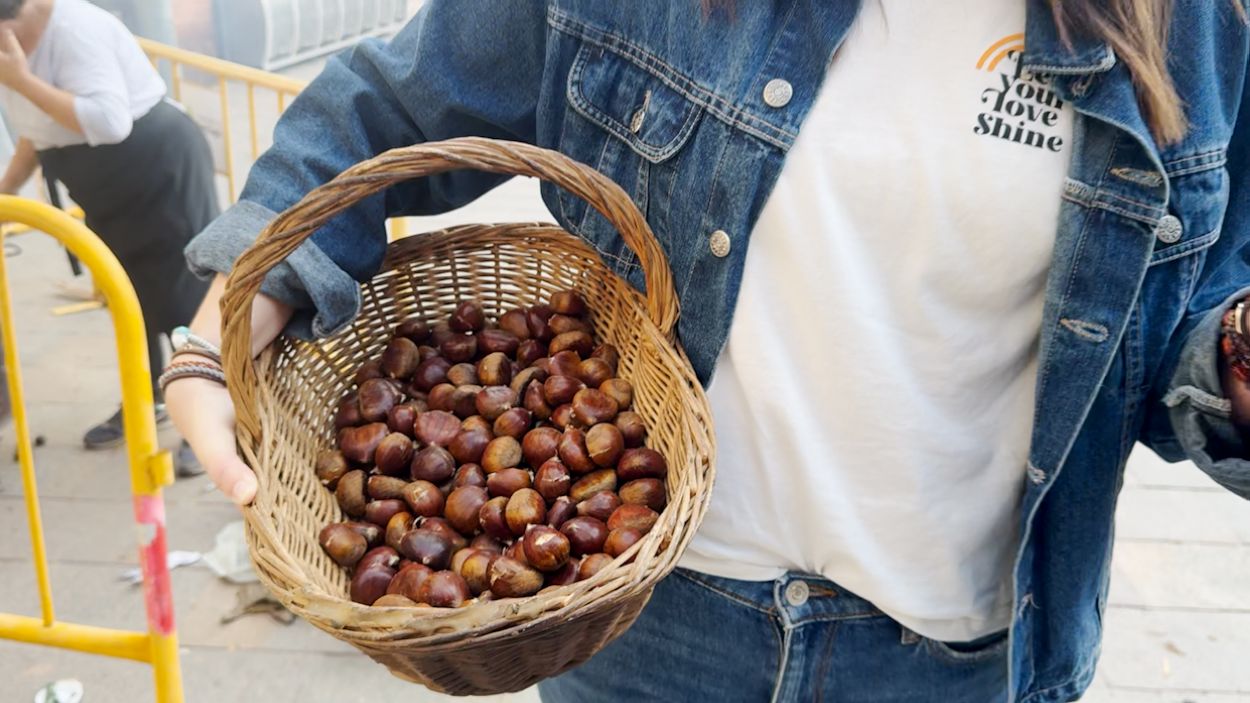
[{"xmin": 538, "ymin": 568, "xmax": 1008, "ymax": 702}]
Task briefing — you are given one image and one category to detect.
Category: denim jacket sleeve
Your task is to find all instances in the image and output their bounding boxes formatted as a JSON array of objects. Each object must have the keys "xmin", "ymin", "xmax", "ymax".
[
  {"xmin": 1141, "ymin": 59, "xmax": 1250, "ymax": 499},
  {"xmin": 184, "ymin": 0, "xmax": 547, "ymax": 338}
]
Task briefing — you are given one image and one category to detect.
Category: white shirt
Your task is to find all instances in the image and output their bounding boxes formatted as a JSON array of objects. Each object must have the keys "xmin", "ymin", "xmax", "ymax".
[
  {"xmin": 679, "ymin": 1, "xmax": 1074, "ymax": 641},
  {"xmin": 1, "ymin": 0, "xmax": 165, "ymax": 149}
]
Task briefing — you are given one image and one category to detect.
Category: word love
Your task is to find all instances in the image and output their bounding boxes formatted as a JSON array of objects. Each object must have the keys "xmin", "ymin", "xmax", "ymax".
[{"xmin": 975, "ymin": 59, "xmax": 1065, "ymax": 152}]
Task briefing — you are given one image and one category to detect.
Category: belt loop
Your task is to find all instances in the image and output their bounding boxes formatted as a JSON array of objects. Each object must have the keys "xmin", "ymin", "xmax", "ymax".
[{"xmin": 900, "ymin": 626, "xmax": 922, "ymax": 646}]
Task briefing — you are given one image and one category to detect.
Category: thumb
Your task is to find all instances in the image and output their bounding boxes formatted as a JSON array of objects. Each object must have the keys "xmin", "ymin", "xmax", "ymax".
[{"xmin": 204, "ymin": 449, "xmax": 257, "ymax": 506}]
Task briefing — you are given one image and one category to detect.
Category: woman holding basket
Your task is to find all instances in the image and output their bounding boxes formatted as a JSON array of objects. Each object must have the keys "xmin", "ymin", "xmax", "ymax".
[{"xmin": 169, "ymin": 1, "xmax": 1250, "ymax": 700}]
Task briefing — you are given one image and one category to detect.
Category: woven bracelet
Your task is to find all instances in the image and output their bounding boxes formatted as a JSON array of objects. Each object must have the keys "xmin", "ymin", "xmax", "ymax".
[{"xmin": 158, "ymin": 361, "xmax": 227, "ymax": 394}]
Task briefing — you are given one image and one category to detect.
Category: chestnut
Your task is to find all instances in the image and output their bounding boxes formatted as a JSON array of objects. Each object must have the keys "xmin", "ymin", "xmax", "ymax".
[
  {"xmin": 578, "ymin": 553, "xmax": 614, "ymax": 581},
  {"xmin": 585, "ymin": 423, "xmax": 625, "ymax": 468},
  {"xmin": 558, "ymin": 429, "xmax": 596, "ymax": 474},
  {"xmin": 503, "ymin": 540, "xmax": 530, "ymax": 567},
  {"xmin": 315, "ymin": 450, "xmax": 350, "ymax": 488},
  {"xmin": 400, "ymin": 480, "xmax": 445, "ymax": 518},
  {"xmin": 367, "ymin": 474, "xmax": 408, "ymax": 500},
  {"xmin": 475, "ymin": 385, "xmax": 518, "ymax": 421},
  {"xmin": 398, "ymin": 529, "xmax": 454, "ymax": 570},
  {"xmin": 478, "ymin": 328, "xmax": 520, "ymax": 357},
  {"xmin": 523, "ymin": 381, "xmax": 553, "ymax": 420},
  {"xmin": 381, "ymin": 337, "xmax": 421, "ymax": 379},
  {"xmin": 358, "ymin": 545, "xmax": 401, "ymax": 571},
  {"xmin": 446, "ymin": 362, "xmax": 479, "ymax": 387},
  {"xmin": 525, "ymin": 308, "xmax": 553, "ymax": 343},
  {"xmin": 615, "ymin": 411, "xmax": 647, "ymax": 447},
  {"xmin": 410, "ymin": 445, "xmax": 456, "ymax": 483},
  {"xmin": 617, "ymin": 447, "xmax": 668, "ymax": 482},
  {"xmin": 430, "ymin": 321, "xmax": 456, "ymax": 348},
  {"xmin": 531, "ymin": 303, "xmax": 556, "ymax": 321},
  {"xmin": 560, "ymin": 516, "xmax": 609, "ymax": 556},
  {"xmin": 374, "ymin": 433, "xmax": 415, "ymax": 476},
  {"xmin": 412, "ymin": 357, "xmax": 452, "ymax": 393},
  {"xmin": 338, "ymin": 423, "xmax": 389, "ymax": 464},
  {"xmin": 549, "ymin": 313, "xmax": 592, "ymax": 336},
  {"xmin": 334, "ymin": 394, "xmax": 364, "ymax": 430},
  {"xmin": 546, "ymin": 496, "xmax": 578, "ymax": 530},
  {"xmin": 599, "ymin": 378, "xmax": 634, "ymax": 410},
  {"xmin": 544, "ymin": 376, "xmax": 585, "ymax": 407},
  {"xmin": 498, "ymin": 308, "xmax": 531, "ymax": 340},
  {"xmin": 604, "ymin": 527, "xmax": 644, "ymax": 557},
  {"xmin": 577, "ymin": 490, "xmax": 622, "ymax": 522},
  {"xmin": 415, "ymin": 410, "xmax": 460, "ymax": 447},
  {"xmin": 534, "ymin": 458, "xmax": 572, "ymax": 501},
  {"xmin": 550, "ymin": 290, "xmax": 587, "ymax": 316},
  {"xmin": 591, "ymin": 344, "xmax": 620, "ymax": 373},
  {"xmin": 449, "ymin": 301, "xmax": 486, "ymax": 333},
  {"xmin": 550, "ymin": 404, "xmax": 577, "ymax": 430},
  {"xmin": 373, "ymin": 593, "xmax": 419, "ymax": 608},
  {"xmin": 460, "ymin": 550, "xmax": 498, "ymax": 595},
  {"xmin": 386, "ymin": 403, "xmax": 419, "ymax": 437},
  {"xmin": 385, "ymin": 511, "xmax": 414, "ymax": 552},
  {"xmin": 319, "ymin": 523, "xmax": 367, "ymax": 567},
  {"xmin": 364, "ymin": 499, "xmax": 407, "ymax": 527},
  {"xmin": 506, "ymin": 488, "xmax": 547, "ymax": 535},
  {"xmin": 444, "ymin": 486, "xmax": 490, "ymax": 535},
  {"xmin": 470, "ymin": 533, "xmax": 505, "ymax": 554},
  {"xmin": 608, "ymin": 504, "xmax": 659, "ymax": 534},
  {"xmin": 461, "ymin": 415, "xmax": 493, "ymax": 434},
  {"xmin": 417, "ymin": 345, "xmax": 441, "ymax": 363},
  {"xmin": 418, "ymin": 570, "xmax": 471, "ymax": 608},
  {"xmin": 522, "ymin": 427, "xmax": 561, "ymax": 467},
  {"xmin": 420, "ymin": 517, "xmax": 468, "ymax": 551},
  {"xmin": 479, "ymin": 496, "xmax": 512, "ymax": 541},
  {"xmin": 509, "ymin": 366, "xmax": 547, "ymax": 397},
  {"xmin": 448, "ymin": 428, "xmax": 489, "ymax": 465},
  {"xmin": 449, "ymin": 385, "xmax": 482, "ymax": 419},
  {"xmin": 572, "ymin": 388, "xmax": 618, "ymax": 426},
  {"xmin": 350, "ymin": 566, "xmax": 395, "ymax": 605},
  {"xmin": 354, "ymin": 360, "xmax": 385, "ymax": 386},
  {"xmin": 549, "ymin": 331, "xmax": 594, "ymax": 358},
  {"xmin": 335, "ymin": 470, "xmax": 369, "ymax": 517},
  {"xmin": 358, "ymin": 378, "xmax": 402, "ymax": 422},
  {"xmin": 530, "ymin": 357, "xmax": 554, "ymax": 376},
  {"xmin": 579, "ymin": 358, "xmax": 614, "ymax": 388},
  {"xmin": 436, "ymin": 334, "xmax": 478, "ymax": 364},
  {"xmin": 487, "ymin": 468, "xmax": 532, "ymax": 498},
  {"xmin": 522, "ymin": 524, "xmax": 571, "ymax": 571},
  {"xmin": 569, "ymin": 469, "xmax": 618, "ymax": 502},
  {"xmin": 546, "ymin": 559, "xmax": 580, "ymax": 587},
  {"xmin": 488, "ymin": 408, "xmax": 527, "ymax": 440},
  {"xmin": 427, "ymin": 383, "xmax": 456, "ymax": 412},
  {"xmin": 516, "ymin": 339, "xmax": 545, "ymax": 368},
  {"xmin": 450, "ymin": 547, "xmax": 477, "ymax": 576},
  {"xmin": 395, "ymin": 317, "xmax": 431, "ymax": 344},
  {"xmin": 481, "ymin": 435, "xmax": 523, "ymax": 473},
  {"xmin": 385, "ymin": 562, "xmax": 432, "ymax": 601},
  {"xmin": 489, "ymin": 556, "xmax": 544, "ymax": 598},
  {"xmin": 452, "ymin": 463, "xmax": 488, "ymax": 489},
  {"xmin": 619, "ymin": 478, "xmax": 667, "ymax": 512},
  {"xmin": 477, "ymin": 352, "xmax": 513, "ymax": 387},
  {"xmin": 345, "ymin": 521, "xmax": 383, "ymax": 548},
  {"xmin": 549, "ymin": 351, "xmax": 583, "ymax": 379}
]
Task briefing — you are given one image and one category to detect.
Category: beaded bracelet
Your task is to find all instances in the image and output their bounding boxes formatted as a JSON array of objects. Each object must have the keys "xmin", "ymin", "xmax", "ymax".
[{"xmin": 1220, "ymin": 301, "xmax": 1250, "ymax": 383}]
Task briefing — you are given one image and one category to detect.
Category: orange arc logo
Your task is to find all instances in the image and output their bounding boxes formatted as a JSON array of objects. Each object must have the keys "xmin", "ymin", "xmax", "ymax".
[{"xmin": 977, "ymin": 33, "xmax": 1025, "ymax": 71}]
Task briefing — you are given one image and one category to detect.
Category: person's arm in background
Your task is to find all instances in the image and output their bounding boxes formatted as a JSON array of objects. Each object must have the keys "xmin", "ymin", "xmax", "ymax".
[
  {"xmin": 0, "ymin": 136, "xmax": 36, "ymax": 194},
  {"xmin": 169, "ymin": 0, "xmax": 549, "ymax": 504}
]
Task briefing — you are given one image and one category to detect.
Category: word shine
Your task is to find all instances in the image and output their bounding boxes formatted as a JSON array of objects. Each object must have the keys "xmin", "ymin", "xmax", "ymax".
[{"xmin": 975, "ymin": 56, "xmax": 1065, "ymax": 152}]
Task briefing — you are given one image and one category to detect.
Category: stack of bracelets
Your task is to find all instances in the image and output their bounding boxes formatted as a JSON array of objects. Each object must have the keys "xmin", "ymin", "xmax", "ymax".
[
  {"xmin": 158, "ymin": 326, "xmax": 227, "ymax": 394},
  {"xmin": 1221, "ymin": 300, "xmax": 1250, "ymax": 383}
]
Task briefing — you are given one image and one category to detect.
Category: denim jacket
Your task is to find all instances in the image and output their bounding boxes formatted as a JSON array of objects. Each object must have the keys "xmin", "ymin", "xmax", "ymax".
[{"xmin": 186, "ymin": 1, "xmax": 1250, "ymax": 700}]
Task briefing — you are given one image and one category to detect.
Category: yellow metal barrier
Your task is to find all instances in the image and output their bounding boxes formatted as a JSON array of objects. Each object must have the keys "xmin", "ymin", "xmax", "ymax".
[{"xmin": 0, "ymin": 196, "xmax": 183, "ymax": 703}]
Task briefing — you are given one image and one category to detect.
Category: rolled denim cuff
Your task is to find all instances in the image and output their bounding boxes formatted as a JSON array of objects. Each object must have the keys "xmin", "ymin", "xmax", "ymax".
[
  {"xmin": 184, "ymin": 200, "xmax": 362, "ymax": 340},
  {"xmin": 1164, "ymin": 287, "xmax": 1250, "ymax": 499}
]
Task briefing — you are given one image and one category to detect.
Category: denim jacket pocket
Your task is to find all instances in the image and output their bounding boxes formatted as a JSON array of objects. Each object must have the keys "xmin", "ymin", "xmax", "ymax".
[{"xmin": 1149, "ymin": 149, "xmax": 1229, "ymax": 266}]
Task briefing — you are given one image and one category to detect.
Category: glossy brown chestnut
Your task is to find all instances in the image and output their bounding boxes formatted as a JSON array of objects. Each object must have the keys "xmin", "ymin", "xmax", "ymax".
[
  {"xmin": 400, "ymin": 480, "xmax": 444, "ymax": 518},
  {"xmin": 354, "ymin": 360, "xmax": 385, "ymax": 386},
  {"xmin": 525, "ymin": 308, "xmax": 553, "ymax": 343},
  {"xmin": 427, "ymin": 383, "xmax": 456, "ymax": 412},
  {"xmin": 367, "ymin": 474, "xmax": 408, "ymax": 500},
  {"xmin": 505, "ymin": 488, "xmax": 547, "ymax": 535},
  {"xmin": 477, "ymin": 352, "xmax": 513, "ymax": 387},
  {"xmin": 486, "ymin": 468, "xmax": 532, "ymax": 498},
  {"xmin": 315, "ymin": 450, "xmax": 349, "ymax": 488},
  {"xmin": 459, "ymin": 550, "xmax": 497, "ymax": 594},
  {"xmin": 446, "ymin": 362, "xmax": 479, "ymax": 387},
  {"xmin": 509, "ymin": 366, "xmax": 547, "ymax": 397},
  {"xmin": 387, "ymin": 561, "xmax": 433, "ymax": 600},
  {"xmin": 334, "ymin": 394, "xmax": 364, "ymax": 430},
  {"xmin": 577, "ymin": 490, "xmax": 622, "ymax": 522},
  {"xmin": 578, "ymin": 553, "xmax": 614, "ymax": 580},
  {"xmin": 357, "ymin": 378, "xmax": 401, "ymax": 422},
  {"xmin": 443, "ymin": 486, "xmax": 490, "ymax": 535},
  {"xmin": 358, "ymin": 545, "xmax": 401, "ymax": 571},
  {"xmin": 569, "ymin": 469, "xmax": 618, "ymax": 502},
  {"xmin": 350, "ymin": 566, "xmax": 395, "ymax": 605},
  {"xmin": 549, "ymin": 331, "xmax": 595, "ymax": 358},
  {"xmin": 619, "ymin": 478, "xmax": 668, "ymax": 512},
  {"xmin": 345, "ymin": 521, "xmax": 383, "ymax": 548},
  {"xmin": 335, "ymin": 470, "xmax": 368, "ymax": 517},
  {"xmin": 385, "ymin": 512, "xmax": 414, "ymax": 552},
  {"xmin": 533, "ymin": 458, "xmax": 572, "ymax": 501},
  {"xmin": 617, "ymin": 447, "xmax": 669, "ymax": 482},
  {"xmin": 319, "ymin": 523, "xmax": 367, "ymax": 567},
  {"xmin": 461, "ymin": 415, "xmax": 492, "ymax": 433},
  {"xmin": 364, "ymin": 499, "xmax": 406, "ymax": 527},
  {"xmin": 523, "ymin": 381, "xmax": 552, "ymax": 420},
  {"xmin": 448, "ymin": 428, "xmax": 490, "ymax": 465},
  {"xmin": 546, "ymin": 496, "xmax": 578, "ymax": 530},
  {"xmin": 578, "ymin": 358, "xmax": 614, "ymax": 388},
  {"xmin": 478, "ymin": 328, "xmax": 520, "ymax": 357},
  {"xmin": 386, "ymin": 403, "xmax": 419, "ymax": 437},
  {"xmin": 503, "ymin": 540, "xmax": 529, "ymax": 567},
  {"xmin": 550, "ymin": 404, "xmax": 577, "ymax": 430},
  {"xmin": 550, "ymin": 290, "xmax": 587, "ymax": 316},
  {"xmin": 549, "ymin": 313, "xmax": 592, "ymax": 336},
  {"xmin": 451, "ymin": 463, "xmax": 488, "ymax": 489},
  {"xmin": 412, "ymin": 357, "xmax": 452, "ymax": 393},
  {"xmin": 493, "ymin": 407, "xmax": 532, "ymax": 439},
  {"xmin": 449, "ymin": 301, "xmax": 486, "ymax": 333},
  {"xmin": 414, "ymin": 410, "xmax": 460, "ymax": 447},
  {"xmin": 373, "ymin": 593, "xmax": 419, "ymax": 608},
  {"xmin": 478, "ymin": 496, "xmax": 512, "ymax": 541},
  {"xmin": 497, "ymin": 308, "xmax": 531, "ymax": 340},
  {"xmin": 585, "ymin": 423, "xmax": 625, "ymax": 468},
  {"xmin": 515, "ymin": 339, "xmax": 545, "ymax": 368},
  {"xmin": 521, "ymin": 427, "xmax": 560, "ymax": 467},
  {"xmin": 615, "ymin": 411, "xmax": 647, "ymax": 447},
  {"xmin": 489, "ymin": 556, "xmax": 544, "ymax": 598},
  {"xmin": 481, "ymin": 435, "xmax": 523, "ymax": 473},
  {"xmin": 430, "ymin": 321, "xmax": 456, "ymax": 348},
  {"xmin": 559, "ymin": 516, "xmax": 609, "ymax": 556},
  {"xmin": 410, "ymin": 445, "xmax": 456, "ymax": 483},
  {"xmin": 398, "ymin": 529, "xmax": 454, "ymax": 570},
  {"xmin": 608, "ymin": 504, "xmax": 660, "ymax": 534},
  {"xmin": 338, "ymin": 422, "xmax": 389, "ymax": 464},
  {"xmin": 449, "ymin": 385, "xmax": 482, "ymax": 419},
  {"xmin": 543, "ymin": 375, "xmax": 585, "ymax": 408},
  {"xmin": 417, "ymin": 570, "xmax": 471, "ymax": 608},
  {"xmin": 381, "ymin": 337, "xmax": 421, "ymax": 379},
  {"xmin": 604, "ymin": 527, "xmax": 644, "ymax": 557},
  {"xmin": 395, "ymin": 317, "xmax": 431, "ymax": 344},
  {"xmin": 420, "ymin": 517, "xmax": 468, "ymax": 551},
  {"xmin": 558, "ymin": 429, "xmax": 597, "ymax": 474},
  {"xmin": 549, "ymin": 350, "xmax": 583, "ymax": 379},
  {"xmin": 599, "ymin": 378, "xmax": 634, "ymax": 410},
  {"xmin": 417, "ymin": 345, "xmax": 441, "ymax": 363},
  {"xmin": 469, "ymin": 533, "xmax": 504, "ymax": 554},
  {"xmin": 546, "ymin": 559, "xmax": 580, "ymax": 586},
  {"xmin": 373, "ymin": 433, "xmax": 414, "ymax": 476},
  {"xmin": 475, "ymin": 385, "xmax": 518, "ymax": 420},
  {"xmin": 572, "ymin": 388, "xmax": 618, "ymax": 426},
  {"xmin": 450, "ymin": 547, "xmax": 477, "ymax": 575},
  {"xmin": 522, "ymin": 524, "xmax": 571, "ymax": 571}
]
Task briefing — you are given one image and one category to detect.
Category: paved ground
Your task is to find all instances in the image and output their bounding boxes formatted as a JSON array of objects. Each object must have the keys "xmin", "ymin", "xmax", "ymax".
[{"xmin": 0, "ymin": 176, "xmax": 1247, "ymax": 702}]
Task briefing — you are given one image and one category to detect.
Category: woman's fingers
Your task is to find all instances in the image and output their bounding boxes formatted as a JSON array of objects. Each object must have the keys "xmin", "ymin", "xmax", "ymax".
[{"xmin": 165, "ymin": 376, "xmax": 256, "ymax": 505}]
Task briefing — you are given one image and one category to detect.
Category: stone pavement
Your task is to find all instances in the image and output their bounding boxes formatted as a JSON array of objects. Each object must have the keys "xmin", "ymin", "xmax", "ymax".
[{"xmin": 0, "ymin": 178, "xmax": 1246, "ymax": 701}]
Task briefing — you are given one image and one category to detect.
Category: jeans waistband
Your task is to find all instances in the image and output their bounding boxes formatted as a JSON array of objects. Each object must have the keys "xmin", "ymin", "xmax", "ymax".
[{"xmin": 672, "ymin": 567, "xmax": 884, "ymax": 627}]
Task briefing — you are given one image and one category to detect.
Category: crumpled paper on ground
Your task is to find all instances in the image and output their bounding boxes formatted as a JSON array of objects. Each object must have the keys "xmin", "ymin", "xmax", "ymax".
[{"xmin": 201, "ymin": 520, "xmax": 259, "ymax": 584}]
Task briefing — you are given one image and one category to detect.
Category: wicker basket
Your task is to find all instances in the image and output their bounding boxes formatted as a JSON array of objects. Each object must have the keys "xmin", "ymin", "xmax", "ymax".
[{"xmin": 218, "ymin": 137, "xmax": 717, "ymax": 695}]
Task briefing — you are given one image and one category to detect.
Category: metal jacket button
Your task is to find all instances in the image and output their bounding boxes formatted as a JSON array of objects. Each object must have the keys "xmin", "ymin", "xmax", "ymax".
[
  {"xmin": 784, "ymin": 580, "xmax": 809, "ymax": 606},
  {"xmin": 763, "ymin": 79, "xmax": 793, "ymax": 108},
  {"xmin": 709, "ymin": 229, "xmax": 731, "ymax": 257},
  {"xmin": 1154, "ymin": 214, "xmax": 1182, "ymax": 244}
]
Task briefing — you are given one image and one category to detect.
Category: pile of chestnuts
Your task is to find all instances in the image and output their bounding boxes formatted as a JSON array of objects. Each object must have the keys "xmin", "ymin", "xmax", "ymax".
[{"xmin": 316, "ymin": 291, "xmax": 668, "ymax": 609}]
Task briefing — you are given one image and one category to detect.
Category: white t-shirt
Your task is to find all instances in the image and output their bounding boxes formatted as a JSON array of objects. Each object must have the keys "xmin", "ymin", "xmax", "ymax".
[
  {"xmin": 1, "ymin": 0, "xmax": 165, "ymax": 149},
  {"xmin": 679, "ymin": 1, "xmax": 1074, "ymax": 641}
]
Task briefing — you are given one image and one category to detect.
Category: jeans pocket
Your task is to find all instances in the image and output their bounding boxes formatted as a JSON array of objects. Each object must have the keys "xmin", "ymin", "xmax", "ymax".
[{"xmin": 921, "ymin": 629, "xmax": 1010, "ymax": 665}]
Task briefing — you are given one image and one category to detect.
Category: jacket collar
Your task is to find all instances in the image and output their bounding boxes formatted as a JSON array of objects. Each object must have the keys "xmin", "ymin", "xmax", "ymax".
[{"xmin": 1021, "ymin": 0, "xmax": 1117, "ymax": 75}]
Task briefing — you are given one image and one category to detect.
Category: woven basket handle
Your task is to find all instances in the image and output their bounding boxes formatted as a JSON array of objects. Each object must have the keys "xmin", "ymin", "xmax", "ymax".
[{"xmin": 220, "ymin": 137, "xmax": 679, "ymax": 440}]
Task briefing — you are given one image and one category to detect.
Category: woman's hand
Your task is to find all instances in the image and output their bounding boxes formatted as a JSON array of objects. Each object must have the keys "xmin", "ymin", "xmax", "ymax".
[{"xmin": 0, "ymin": 30, "xmax": 30, "ymax": 89}]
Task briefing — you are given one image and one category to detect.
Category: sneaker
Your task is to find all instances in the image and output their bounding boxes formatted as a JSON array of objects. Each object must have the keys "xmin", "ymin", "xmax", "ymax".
[
  {"xmin": 82, "ymin": 404, "xmax": 169, "ymax": 450},
  {"xmin": 173, "ymin": 440, "xmax": 205, "ymax": 478}
]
